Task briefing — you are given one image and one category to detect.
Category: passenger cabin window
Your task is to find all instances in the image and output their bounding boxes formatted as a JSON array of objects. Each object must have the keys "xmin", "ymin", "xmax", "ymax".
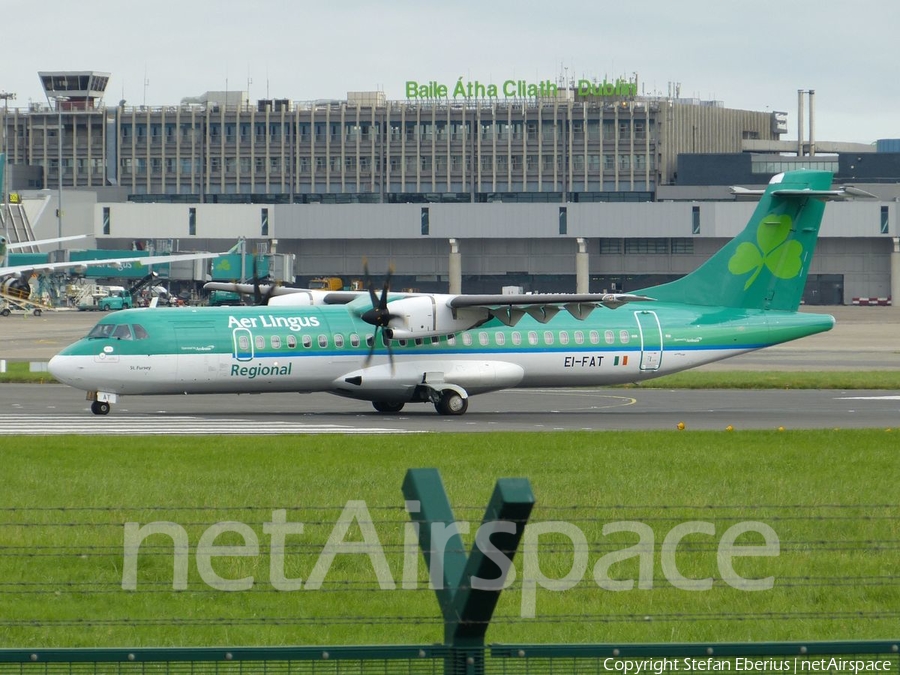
[
  {"xmin": 590, "ymin": 330, "xmax": 600, "ymax": 345},
  {"xmin": 478, "ymin": 332, "xmax": 489, "ymax": 346},
  {"xmin": 604, "ymin": 330, "xmax": 615, "ymax": 345},
  {"xmin": 544, "ymin": 331, "xmax": 554, "ymax": 345},
  {"xmin": 238, "ymin": 335, "xmax": 250, "ymax": 351},
  {"xmin": 271, "ymin": 335, "xmax": 282, "ymax": 349},
  {"xmin": 350, "ymin": 334, "xmax": 360, "ymax": 348},
  {"xmin": 512, "ymin": 332, "xmax": 521, "ymax": 345},
  {"xmin": 619, "ymin": 330, "xmax": 630, "ymax": 344},
  {"xmin": 574, "ymin": 331, "xmax": 584, "ymax": 345},
  {"xmin": 286, "ymin": 335, "xmax": 297, "ymax": 349},
  {"xmin": 334, "ymin": 334, "xmax": 345, "ymax": 348},
  {"xmin": 559, "ymin": 331, "xmax": 569, "ymax": 345},
  {"xmin": 462, "ymin": 333, "xmax": 473, "ymax": 346},
  {"xmin": 318, "ymin": 335, "xmax": 328, "ymax": 348},
  {"xmin": 528, "ymin": 331, "xmax": 538, "ymax": 345},
  {"xmin": 302, "ymin": 335, "xmax": 312, "ymax": 348},
  {"xmin": 255, "ymin": 335, "xmax": 265, "ymax": 349},
  {"xmin": 447, "ymin": 334, "xmax": 457, "ymax": 346},
  {"xmin": 496, "ymin": 332, "xmax": 506, "ymax": 346}
]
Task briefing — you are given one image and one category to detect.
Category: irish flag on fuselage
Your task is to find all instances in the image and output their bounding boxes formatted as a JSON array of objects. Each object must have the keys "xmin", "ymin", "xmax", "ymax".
[{"xmin": 643, "ymin": 170, "xmax": 832, "ymax": 312}]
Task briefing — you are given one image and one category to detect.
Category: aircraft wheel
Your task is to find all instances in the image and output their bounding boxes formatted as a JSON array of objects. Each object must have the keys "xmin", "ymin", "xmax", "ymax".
[
  {"xmin": 435, "ymin": 390, "xmax": 468, "ymax": 416},
  {"xmin": 0, "ymin": 308, "xmax": 9, "ymax": 317},
  {"xmin": 33, "ymin": 309, "xmax": 42, "ymax": 317},
  {"xmin": 372, "ymin": 401, "xmax": 405, "ymax": 413},
  {"xmin": 91, "ymin": 401, "xmax": 111, "ymax": 416}
]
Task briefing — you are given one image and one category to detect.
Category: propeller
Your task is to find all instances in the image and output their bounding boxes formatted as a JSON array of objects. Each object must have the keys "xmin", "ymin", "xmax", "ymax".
[
  {"xmin": 249, "ymin": 252, "xmax": 277, "ymax": 306},
  {"xmin": 360, "ymin": 259, "xmax": 400, "ymax": 369}
]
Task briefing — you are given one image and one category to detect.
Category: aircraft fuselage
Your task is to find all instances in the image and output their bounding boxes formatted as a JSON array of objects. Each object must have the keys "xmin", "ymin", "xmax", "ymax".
[{"xmin": 48, "ymin": 304, "xmax": 834, "ymax": 403}]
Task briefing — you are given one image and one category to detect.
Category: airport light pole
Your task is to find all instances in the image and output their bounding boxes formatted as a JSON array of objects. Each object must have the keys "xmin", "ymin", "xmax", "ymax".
[
  {"xmin": 55, "ymin": 96, "xmax": 70, "ymax": 241},
  {"xmin": 0, "ymin": 91, "xmax": 14, "ymax": 266}
]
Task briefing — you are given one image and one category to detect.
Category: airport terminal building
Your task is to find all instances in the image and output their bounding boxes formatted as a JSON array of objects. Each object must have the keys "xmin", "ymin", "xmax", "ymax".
[{"xmin": 2, "ymin": 71, "xmax": 898, "ymax": 303}]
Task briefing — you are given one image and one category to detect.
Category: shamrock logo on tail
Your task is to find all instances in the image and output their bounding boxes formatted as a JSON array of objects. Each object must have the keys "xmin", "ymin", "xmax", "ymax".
[{"xmin": 727, "ymin": 214, "xmax": 803, "ymax": 290}]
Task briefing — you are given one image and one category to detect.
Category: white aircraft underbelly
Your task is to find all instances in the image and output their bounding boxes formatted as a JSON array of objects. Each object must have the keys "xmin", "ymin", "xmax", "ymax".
[{"xmin": 54, "ymin": 345, "xmax": 753, "ymax": 397}]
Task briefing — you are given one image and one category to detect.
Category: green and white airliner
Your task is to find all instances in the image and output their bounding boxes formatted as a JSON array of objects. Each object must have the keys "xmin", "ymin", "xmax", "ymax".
[{"xmin": 50, "ymin": 170, "xmax": 841, "ymax": 416}]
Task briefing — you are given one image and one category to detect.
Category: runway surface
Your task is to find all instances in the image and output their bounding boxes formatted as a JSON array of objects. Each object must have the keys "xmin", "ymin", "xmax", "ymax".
[{"xmin": 1, "ymin": 384, "xmax": 897, "ymax": 433}]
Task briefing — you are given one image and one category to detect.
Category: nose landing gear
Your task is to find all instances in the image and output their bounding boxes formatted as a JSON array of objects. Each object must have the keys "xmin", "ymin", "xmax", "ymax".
[
  {"xmin": 90, "ymin": 401, "xmax": 111, "ymax": 415},
  {"xmin": 87, "ymin": 392, "xmax": 116, "ymax": 415}
]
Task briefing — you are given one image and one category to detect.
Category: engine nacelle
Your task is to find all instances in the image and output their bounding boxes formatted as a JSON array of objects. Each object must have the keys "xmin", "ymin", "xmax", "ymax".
[
  {"xmin": 2, "ymin": 276, "xmax": 32, "ymax": 300},
  {"xmin": 267, "ymin": 290, "xmax": 336, "ymax": 307},
  {"xmin": 384, "ymin": 295, "xmax": 485, "ymax": 339}
]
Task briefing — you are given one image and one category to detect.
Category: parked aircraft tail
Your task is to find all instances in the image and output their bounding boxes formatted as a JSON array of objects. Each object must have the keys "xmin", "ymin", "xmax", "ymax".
[{"xmin": 644, "ymin": 170, "xmax": 833, "ymax": 312}]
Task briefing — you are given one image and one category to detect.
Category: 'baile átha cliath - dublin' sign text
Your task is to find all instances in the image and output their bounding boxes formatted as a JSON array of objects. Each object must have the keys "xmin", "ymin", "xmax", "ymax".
[{"xmin": 405, "ymin": 77, "xmax": 637, "ymax": 99}]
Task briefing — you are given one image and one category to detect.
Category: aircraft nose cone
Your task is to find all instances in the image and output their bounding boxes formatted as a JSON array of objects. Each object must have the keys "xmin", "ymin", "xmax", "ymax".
[{"xmin": 48, "ymin": 354, "xmax": 79, "ymax": 386}]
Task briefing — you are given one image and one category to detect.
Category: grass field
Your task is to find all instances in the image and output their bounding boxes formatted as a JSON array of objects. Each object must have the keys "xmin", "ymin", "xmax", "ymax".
[{"xmin": 0, "ymin": 431, "xmax": 897, "ymax": 648}]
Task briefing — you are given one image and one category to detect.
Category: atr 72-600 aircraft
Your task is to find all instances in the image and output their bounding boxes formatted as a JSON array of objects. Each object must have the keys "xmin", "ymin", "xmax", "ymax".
[{"xmin": 51, "ymin": 170, "xmax": 841, "ymax": 416}]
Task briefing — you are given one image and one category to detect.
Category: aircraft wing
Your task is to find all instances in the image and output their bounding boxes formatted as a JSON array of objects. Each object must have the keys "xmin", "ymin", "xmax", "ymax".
[
  {"xmin": 448, "ymin": 292, "xmax": 654, "ymax": 310},
  {"xmin": 0, "ymin": 252, "xmax": 219, "ymax": 278},
  {"xmin": 446, "ymin": 292, "xmax": 654, "ymax": 325},
  {"xmin": 204, "ymin": 281, "xmax": 310, "ymax": 298},
  {"xmin": 204, "ymin": 282, "xmax": 653, "ymax": 329},
  {"xmin": 204, "ymin": 282, "xmax": 367, "ymax": 305},
  {"xmin": 5, "ymin": 234, "xmax": 89, "ymax": 250}
]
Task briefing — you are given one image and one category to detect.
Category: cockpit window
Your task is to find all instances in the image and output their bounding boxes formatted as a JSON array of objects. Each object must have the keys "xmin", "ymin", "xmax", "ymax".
[
  {"xmin": 87, "ymin": 323, "xmax": 117, "ymax": 339},
  {"xmin": 112, "ymin": 324, "xmax": 133, "ymax": 340},
  {"xmin": 87, "ymin": 323, "xmax": 142, "ymax": 340}
]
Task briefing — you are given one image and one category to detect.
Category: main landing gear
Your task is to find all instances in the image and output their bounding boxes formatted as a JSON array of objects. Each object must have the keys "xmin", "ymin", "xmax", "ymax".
[
  {"xmin": 435, "ymin": 390, "xmax": 468, "ymax": 416},
  {"xmin": 372, "ymin": 401, "xmax": 405, "ymax": 414},
  {"xmin": 371, "ymin": 387, "xmax": 469, "ymax": 416},
  {"xmin": 90, "ymin": 401, "xmax": 111, "ymax": 415}
]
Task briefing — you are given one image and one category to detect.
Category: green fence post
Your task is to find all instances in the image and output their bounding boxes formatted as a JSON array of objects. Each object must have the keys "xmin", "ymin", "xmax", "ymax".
[{"xmin": 402, "ymin": 468, "xmax": 535, "ymax": 675}]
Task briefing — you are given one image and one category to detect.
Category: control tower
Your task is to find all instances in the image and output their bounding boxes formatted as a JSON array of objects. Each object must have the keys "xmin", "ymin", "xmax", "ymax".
[{"xmin": 38, "ymin": 71, "xmax": 110, "ymax": 110}]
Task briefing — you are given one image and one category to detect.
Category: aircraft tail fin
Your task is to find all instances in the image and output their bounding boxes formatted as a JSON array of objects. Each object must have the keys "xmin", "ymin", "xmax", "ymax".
[{"xmin": 644, "ymin": 170, "xmax": 833, "ymax": 312}]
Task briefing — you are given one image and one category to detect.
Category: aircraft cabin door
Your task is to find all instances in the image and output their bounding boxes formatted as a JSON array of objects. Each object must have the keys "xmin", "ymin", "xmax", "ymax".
[
  {"xmin": 232, "ymin": 328, "xmax": 254, "ymax": 362},
  {"xmin": 634, "ymin": 310, "xmax": 663, "ymax": 371}
]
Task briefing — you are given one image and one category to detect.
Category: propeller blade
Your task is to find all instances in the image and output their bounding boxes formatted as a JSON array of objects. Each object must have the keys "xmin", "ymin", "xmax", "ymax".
[
  {"xmin": 252, "ymin": 255, "xmax": 263, "ymax": 306},
  {"xmin": 380, "ymin": 264, "xmax": 394, "ymax": 310},
  {"xmin": 358, "ymin": 260, "xmax": 397, "ymax": 374},
  {"xmin": 385, "ymin": 330, "xmax": 395, "ymax": 375},
  {"xmin": 364, "ymin": 331, "xmax": 377, "ymax": 367},
  {"xmin": 363, "ymin": 258, "xmax": 379, "ymax": 309},
  {"xmin": 246, "ymin": 253, "xmax": 277, "ymax": 306}
]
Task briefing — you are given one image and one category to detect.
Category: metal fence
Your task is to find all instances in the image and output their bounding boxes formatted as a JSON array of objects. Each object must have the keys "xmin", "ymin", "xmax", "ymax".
[
  {"xmin": 1, "ymin": 470, "xmax": 898, "ymax": 674},
  {"xmin": 1, "ymin": 642, "xmax": 898, "ymax": 675}
]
